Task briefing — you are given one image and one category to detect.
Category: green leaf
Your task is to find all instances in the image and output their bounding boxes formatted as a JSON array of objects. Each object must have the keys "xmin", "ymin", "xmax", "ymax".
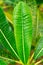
[
  {"xmin": 34, "ymin": 37, "xmax": 43, "ymax": 60},
  {"xmin": 0, "ymin": 7, "xmax": 19, "ymax": 60},
  {"xmin": 13, "ymin": 2, "xmax": 32, "ymax": 64},
  {"xmin": 0, "ymin": 59, "xmax": 7, "ymax": 65}
]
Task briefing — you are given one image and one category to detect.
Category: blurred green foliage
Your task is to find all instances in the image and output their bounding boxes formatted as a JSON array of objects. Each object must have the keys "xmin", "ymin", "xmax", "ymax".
[
  {"xmin": 36, "ymin": 0, "xmax": 43, "ymax": 4},
  {"xmin": 0, "ymin": 0, "xmax": 43, "ymax": 65}
]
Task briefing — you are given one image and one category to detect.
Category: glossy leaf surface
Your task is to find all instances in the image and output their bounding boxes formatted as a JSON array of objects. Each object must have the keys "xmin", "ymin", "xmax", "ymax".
[
  {"xmin": 13, "ymin": 2, "xmax": 32, "ymax": 64},
  {"xmin": 0, "ymin": 8, "xmax": 19, "ymax": 60}
]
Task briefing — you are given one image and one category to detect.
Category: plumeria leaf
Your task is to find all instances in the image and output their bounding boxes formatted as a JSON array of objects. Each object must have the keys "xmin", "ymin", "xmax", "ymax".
[
  {"xmin": 0, "ymin": 7, "xmax": 19, "ymax": 60},
  {"xmin": 13, "ymin": 2, "xmax": 32, "ymax": 64}
]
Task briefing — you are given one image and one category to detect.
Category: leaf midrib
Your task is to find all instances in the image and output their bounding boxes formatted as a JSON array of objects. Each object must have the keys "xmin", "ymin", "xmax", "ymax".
[{"xmin": 21, "ymin": 5, "xmax": 25, "ymax": 63}]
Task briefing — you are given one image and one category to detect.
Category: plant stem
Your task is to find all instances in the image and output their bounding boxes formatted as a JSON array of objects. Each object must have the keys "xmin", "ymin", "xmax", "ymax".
[
  {"xmin": 29, "ymin": 53, "xmax": 34, "ymax": 62},
  {"xmin": 35, "ymin": 59, "xmax": 43, "ymax": 65}
]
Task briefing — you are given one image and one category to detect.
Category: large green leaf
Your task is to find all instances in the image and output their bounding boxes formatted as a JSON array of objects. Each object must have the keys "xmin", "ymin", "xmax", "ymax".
[
  {"xmin": 34, "ymin": 37, "xmax": 43, "ymax": 60},
  {"xmin": 0, "ymin": 7, "xmax": 19, "ymax": 60},
  {"xmin": 0, "ymin": 59, "xmax": 7, "ymax": 65},
  {"xmin": 13, "ymin": 2, "xmax": 32, "ymax": 64}
]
